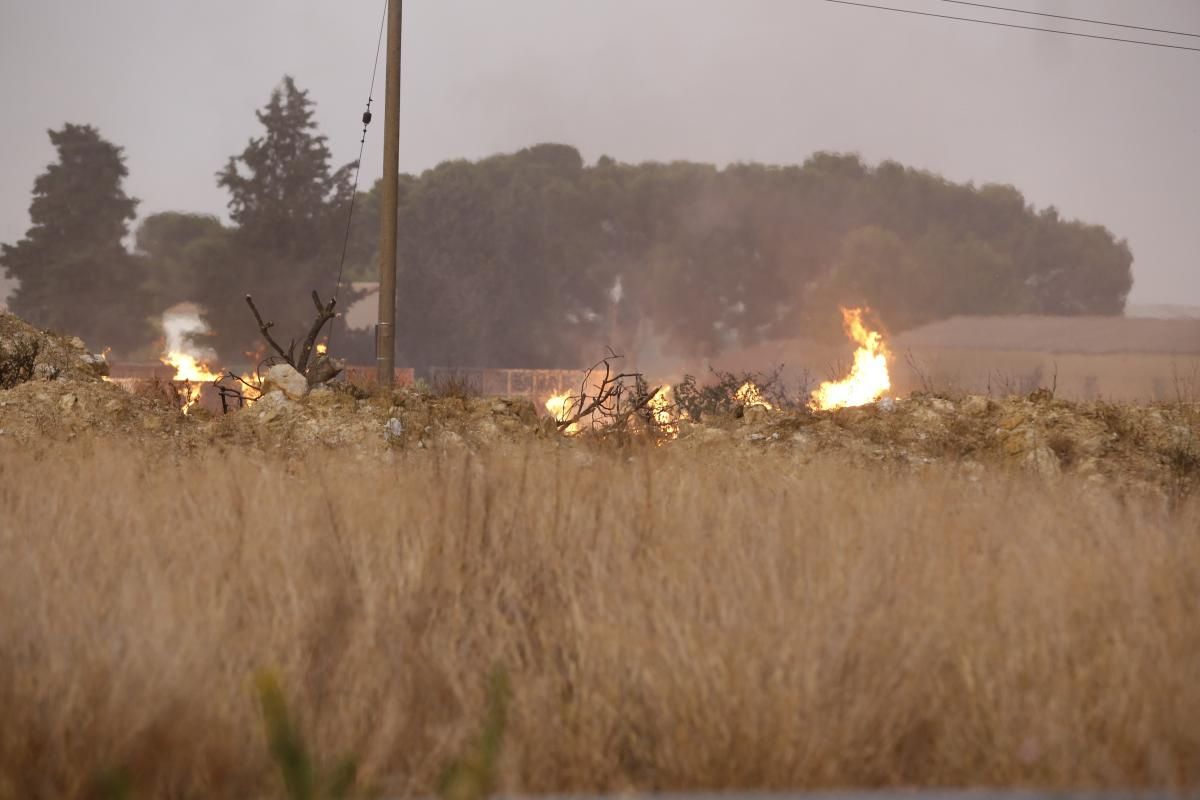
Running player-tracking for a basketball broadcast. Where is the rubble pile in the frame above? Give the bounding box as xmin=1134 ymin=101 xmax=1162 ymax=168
xmin=0 ymin=311 xmax=184 ymax=441
xmin=206 ymin=368 xmax=545 ymax=454
xmin=683 ymin=391 xmax=1200 ymax=497
xmin=2 ymin=312 xmax=1197 ymax=497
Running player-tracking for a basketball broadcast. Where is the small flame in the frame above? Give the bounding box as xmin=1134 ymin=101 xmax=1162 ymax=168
xmin=545 ymin=392 xmax=580 ymax=434
xmin=735 ymin=381 xmax=773 ymax=411
xmin=649 ymin=385 xmax=680 ymax=441
xmin=160 ymin=309 xmax=220 ymax=414
xmin=316 ymin=343 xmax=327 ymax=355
xmin=810 ymin=307 xmax=891 ymax=411
xmin=162 ymin=352 xmax=221 ymax=414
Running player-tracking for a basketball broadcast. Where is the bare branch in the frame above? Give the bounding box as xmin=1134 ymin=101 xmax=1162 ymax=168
xmin=295 ymin=291 xmax=337 ymax=375
xmin=244 ymin=295 xmax=293 ymax=366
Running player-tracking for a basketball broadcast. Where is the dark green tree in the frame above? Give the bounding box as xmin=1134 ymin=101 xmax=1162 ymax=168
xmin=135 ymin=211 xmax=230 ymax=311
xmin=336 ymin=146 xmax=1135 ymax=371
xmin=0 ymin=124 xmax=148 ymax=352
xmin=199 ymin=76 xmax=354 ymax=360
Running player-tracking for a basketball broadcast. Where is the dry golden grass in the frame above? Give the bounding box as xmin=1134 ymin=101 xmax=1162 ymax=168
xmin=1 ymin=440 xmax=1199 ymax=798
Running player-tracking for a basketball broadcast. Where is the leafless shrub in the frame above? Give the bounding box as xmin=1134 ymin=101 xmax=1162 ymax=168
xmin=549 ymin=351 xmax=664 ymax=438
xmin=431 ymin=371 xmax=482 ymax=401
xmin=673 ymin=365 xmax=796 ymax=421
xmin=904 ymin=349 xmax=935 ymax=396
xmin=0 ymin=335 xmax=38 ymax=389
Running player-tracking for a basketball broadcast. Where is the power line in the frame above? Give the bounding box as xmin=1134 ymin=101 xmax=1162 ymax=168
xmin=823 ymin=0 xmax=1200 ymax=53
xmin=327 ymin=0 xmax=390 ymax=349
xmin=940 ymin=1 xmax=1200 ymax=40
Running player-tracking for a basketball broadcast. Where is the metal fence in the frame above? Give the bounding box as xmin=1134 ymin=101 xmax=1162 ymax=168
xmin=429 ymin=367 xmax=588 ymax=401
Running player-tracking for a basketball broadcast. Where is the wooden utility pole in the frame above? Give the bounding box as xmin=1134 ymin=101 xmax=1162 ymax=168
xmin=376 ymin=0 xmax=402 ymax=384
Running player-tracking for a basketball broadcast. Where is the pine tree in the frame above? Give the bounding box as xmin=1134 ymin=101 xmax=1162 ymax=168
xmin=199 ymin=76 xmax=354 ymax=359
xmin=1 ymin=124 xmax=148 ymax=351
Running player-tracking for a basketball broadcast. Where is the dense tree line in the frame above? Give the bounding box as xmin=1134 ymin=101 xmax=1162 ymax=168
xmin=2 ymin=77 xmax=1133 ymax=368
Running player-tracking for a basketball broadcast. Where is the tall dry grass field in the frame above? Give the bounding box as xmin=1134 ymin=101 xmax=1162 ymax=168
xmin=1 ymin=441 xmax=1199 ymax=797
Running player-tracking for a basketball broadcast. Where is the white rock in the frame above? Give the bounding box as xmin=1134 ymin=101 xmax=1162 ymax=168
xmin=253 ymin=390 xmax=295 ymax=423
xmin=384 ymin=417 xmax=404 ymax=442
xmin=261 ymin=364 xmax=309 ymax=400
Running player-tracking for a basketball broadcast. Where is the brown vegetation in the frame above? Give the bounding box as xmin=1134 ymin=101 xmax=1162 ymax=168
xmin=1 ymin=443 xmax=1199 ymax=798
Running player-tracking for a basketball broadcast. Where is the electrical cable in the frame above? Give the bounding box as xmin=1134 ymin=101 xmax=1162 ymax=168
xmin=823 ymin=0 xmax=1200 ymax=52
xmin=940 ymin=1 xmax=1200 ymax=39
xmin=326 ymin=0 xmax=389 ymax=351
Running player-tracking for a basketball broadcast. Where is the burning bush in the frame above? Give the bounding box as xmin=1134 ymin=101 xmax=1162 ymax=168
xmin=674 ymin=366 xmax=795 ymax=421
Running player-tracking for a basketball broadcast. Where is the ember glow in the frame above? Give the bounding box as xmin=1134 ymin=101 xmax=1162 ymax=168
xmin=160 ymin=310 xmax=221 ymax=414
xmin=810 ymin=307 xmax=891 ymax=411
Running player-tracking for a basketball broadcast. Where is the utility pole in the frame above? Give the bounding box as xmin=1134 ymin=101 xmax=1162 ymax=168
xmin=376 ymin=0 xmax=402 ymax=385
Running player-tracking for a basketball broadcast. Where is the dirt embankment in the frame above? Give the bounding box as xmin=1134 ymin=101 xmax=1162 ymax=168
xmin=2 ymin=310 xmax=1198 ymax=498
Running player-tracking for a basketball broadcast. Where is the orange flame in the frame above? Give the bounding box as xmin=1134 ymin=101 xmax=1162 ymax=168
xmin=810 ymin=307 xmax=891 ymax=411
xmin=545 ymin=392 xmax=580 ymax=434
xmin=649 ymin=385 xmax=680 ymax=441
xmin=735 ymin=381 xmax=773 ymax=411
xmin=160 ymin=309 xmax=221 ymax=414
xmin=162 ymin=351 xmax=221 ymax=414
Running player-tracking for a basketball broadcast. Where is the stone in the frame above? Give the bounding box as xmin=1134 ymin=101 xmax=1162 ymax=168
xmin=79 ymin=352 xmax=109 ymax=377
xmin=1024 ymin=445 xmax=1062 ymax=478
xmin=929 ymin=398 xmax=955 ymax=414
xmin=384 ymin=417 xmax=404 ymax=442
xmin=877 ymin=397 xmax=897 ymax=412
xmin=1004 ymin=428 xmax=1034 ymax=456
xmin=253 ymin=390 xmax=295 ymax=424
xmin=33 ymin=363 xmax=59 ymax=381
xmin=998 ymin=413 xmax=1025 ymax=431
xmin=58 ymin=393 xmax=78 ymax=412
xmin=742 ymin=404 xmax=769 ymax=426
xmin=961 ymin=395 xmax=990 ymax=417
xmin=261 ymin=364 xmax=309 ymax=400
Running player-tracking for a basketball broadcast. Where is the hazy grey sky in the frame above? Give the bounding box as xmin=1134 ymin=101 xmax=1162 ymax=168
xmin=1 ymin=0 xmax=1197 ymax=306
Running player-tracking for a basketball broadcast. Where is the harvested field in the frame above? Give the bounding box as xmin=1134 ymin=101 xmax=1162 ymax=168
xmin=3 ymin=309 xmax=1200 ymax=797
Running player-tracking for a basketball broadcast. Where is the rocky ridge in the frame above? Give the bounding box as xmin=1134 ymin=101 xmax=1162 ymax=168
xmin=2 ymin=310 xmax=1198 ymax=498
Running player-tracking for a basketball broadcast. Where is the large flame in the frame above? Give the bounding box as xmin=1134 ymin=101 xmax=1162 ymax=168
xmin=545 ymin=391 xmax=580 ymax=434
xmin=160 ymin=310 xmax=221 ymax=414
xmin=810 ymin=307 xmax=891 ymax=411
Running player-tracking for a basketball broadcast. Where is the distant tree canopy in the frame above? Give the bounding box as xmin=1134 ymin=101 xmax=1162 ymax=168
xmin=339 ymin=145 xmax=1132 ymax=369
xmin=2 ymin=83 xmax=1133 ymax=367
xmin=135 ymin=211 xmax=229 ymax=313
xmin=194 ymin=75 xmax=357 ymax=358
xmin=0 ymin=124 xmax=149 ymax=351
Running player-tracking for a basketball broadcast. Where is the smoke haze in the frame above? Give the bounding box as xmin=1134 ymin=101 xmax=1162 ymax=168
xmin=1 ymin=0 xmax=1198 ymax=306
